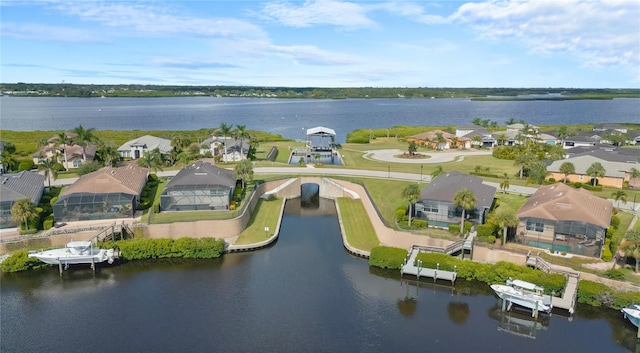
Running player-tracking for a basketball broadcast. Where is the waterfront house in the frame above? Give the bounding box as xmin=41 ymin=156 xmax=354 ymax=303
xmin=414 ymin=171 xmax=496 ymax=228
xmin=516 ymin=183 xmax=611 ymax=258
xmin=0 ymin=170 xmax=45 ymax=228
xmin=118 ymin=135 xmax=173 ymax=160
xmin=32 ymin=133 xmax=97 ymax=169
xmin=546 ymin=154 xmax=636 ymax=189
xmin=53 ymin=164 xmax=149 ymax=222
xmin=200 ymin=136 xmax=249 ymax=162
xmin=407 ymin=130 xmax=471 ymax=150
xmin=159 ymin=161 xmax=236 ymax=211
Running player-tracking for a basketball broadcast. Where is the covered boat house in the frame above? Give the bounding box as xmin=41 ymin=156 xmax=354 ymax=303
xmin=290 ymin=126 xmax=342 ymax=165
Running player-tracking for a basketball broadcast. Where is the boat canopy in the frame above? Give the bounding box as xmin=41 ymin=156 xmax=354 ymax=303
xmin=511 ymin=279 xmax=543 ymax=291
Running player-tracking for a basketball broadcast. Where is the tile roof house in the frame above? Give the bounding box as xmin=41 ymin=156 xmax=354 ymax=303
xmin=0 ymin=170 xmax=46 ymax=228
xmin=547 ymin=154 xmax=637 ymax=189
xmin=53 ymin=164 xmax=149 ymax=222
xmin=414 ymin=171 xmax=496 ymax=228
xmin=32 ymin=133 xmax=97 ymax=170
xmin=160 ymin=161 xmax=236 ymax=211
xmin=118 ymin=135 xmax=173 ymax=160
xmin=407 ymin=130 xmax=471 ymax=150
xmin=516 ymin=183 xmax=611 ymax=257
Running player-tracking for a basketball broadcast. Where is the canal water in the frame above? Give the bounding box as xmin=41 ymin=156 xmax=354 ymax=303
xmin=1 ymin=198 xmax=638 ymax=353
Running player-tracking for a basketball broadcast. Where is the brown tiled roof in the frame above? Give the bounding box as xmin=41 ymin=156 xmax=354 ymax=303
xmin=516 ymin=183 xmax=612 ymax=228
xmin=61 ymin=164 xmax=149 ymax=197
xmin=409 ymin=130 xmax=456 ymax=141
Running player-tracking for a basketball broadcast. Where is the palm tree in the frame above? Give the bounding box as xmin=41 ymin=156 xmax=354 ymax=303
xmin=499 ymin=179 xmax=510 ymax=194
xmin=214 ymin=123 xmax=233 ymax=162
xmin=38 ymin=157 xmax=58 ymax=189
xmin=559 ymin=162 xmax=575 ymax=183
xmin=55 ymin=131 xmax=72 ymax=171
xmin=586 ymin=162 xmax=606 ymax=186
xmin=10 ymin=198 xmax=38 ymax=230
xmin=234 ymin=159 xmax=254 ymax=189
xmin=619 ymin=228 xmax=640 ymax=273
xmin=95 ymin=141 xmax=120 ymax=167
xmin=496 ymin=133 xmax=508 ymax=146
xmin=453 ymin=188 xmax=476 ymax=233
xmin=528 ymin=161 xmax=548 ymax=185
xmin=491 ymin=206 xmax=519 ymax=245
xmin=171 ymin=135 xmax=185 ymax=152
xmin=514 ymin=152 xmax=537 ymax=179
xmin=234 ymin=124 xmax=250 ymax=160
xmin=611 ymin=190 xmax=627 ymax=209
xmin=432 ymin=165 xmax=445 ymax=179
xmin=401 ymin=184 xmax=421 ymax=227
xmin=435 ymin=132 xmax=446 ymax=150
xmin=71 ymin=124 xmax=96 ymax=161
xmin=138 ymin=148 xmax=164 ymax=173
xmin=0 ymin=151 xmax=18 ymax=172
xmin=629 ymin=167 xmax=640 ymax=186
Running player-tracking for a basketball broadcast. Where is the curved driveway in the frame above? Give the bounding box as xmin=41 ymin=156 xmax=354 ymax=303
xmin=362 ymin=149 xmax=493 ymax=164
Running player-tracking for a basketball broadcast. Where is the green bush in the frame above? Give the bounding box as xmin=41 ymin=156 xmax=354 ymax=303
xmin=1 ymin=250 xmax=51 ymax=273
xmin=76 ymin=161 xmax=102 ymax=176
xmin=112 ymin=237 xmax=225 ymax=260
xmin=148 ymin=173 xmax=158 ymax=182
xmin=464 ymin=221 xmax=472 ymax=234
xmin=476 ymin=223 xmax=493 ymax=238
xmin=49 ymin=196 xmax=58 ymax=206
xmin=369 ymin=246 xmax=407 ymax=270
xmin=601 ymin=238 xmax=612 ymax=261
xmin=604 ymin=268 xmax=625 ymax=280
xmin=18 ymin=160 xmax=35 ymax=171
xmin=395 ymin=206 xmax=407 ymax=222
xmin=610 ymin=215 xmax=620 ymax=230
xmin=43 ymin=215 xmax=54 ymax=230
xmin=411 ymin=219 xmax=428 ymax=229
xmin=52 ymin=162 xmax=65 ymax=171
xmin=449 ymin=224 xmax=461 ymax=234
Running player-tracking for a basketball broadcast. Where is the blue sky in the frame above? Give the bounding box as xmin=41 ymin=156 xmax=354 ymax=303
xmin=1 ymin=0 xmax=639 ymax=88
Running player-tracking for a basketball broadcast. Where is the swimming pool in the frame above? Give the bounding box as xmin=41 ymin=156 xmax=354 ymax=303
xmin=527 ymin=241 xmax=572 ymax=253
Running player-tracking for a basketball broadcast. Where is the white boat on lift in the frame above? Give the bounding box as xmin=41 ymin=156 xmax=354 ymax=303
xmin=490 ymin=279 xmax=552 ymax=315
xmin=621 ymin=304 xmax=640 ymax=328
xmin=28 ymin=241 xmax=115 ymax=266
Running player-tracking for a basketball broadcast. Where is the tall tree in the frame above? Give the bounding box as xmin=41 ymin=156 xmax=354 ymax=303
xmin=490 ymin=206 xmax=519 ymax=245
xmin=453 ymin=188 xmax=476 ymax=233
xmin=0 ymin=151 xmax=18 ymax=172
xmin=499 ymin=178 xmax=510 ymax=194
xmin=138 ymin=148 xmax=164 ymax=173
xmin=38 ymin=157 xmax=58 ymax=189
xmin=401 ymin=184 xmax=421 ymax=227
xmin=619 ymin=228 xmax=640 ymax=273
xmin=11 ymin=198 xmax=38 ymax=230
xmin=528 ymin=161 xmax=548 ymax=185
xmin=55 ymin=131 xmax=72 ymax=171
xmin=514 ymin=152 xmax=537 ymax=179
xmin=234 ymin=159 xmax=254 ymax=189
xmin=431 ymin=165 xmax=445 ymax=179
xmin=559 ymin=162 xmax=575 ymax=183
xmin=611 ymin=190 xmax=627 ymax=209
xmin=71 ymin=124 xmax=97 ymax=161
xmin=586 ymin=162 xmax=606 ymax=186
xmin=95 ymin=141 xmax=120 ymax=167
xmin=234 ymin=124 xmax=250 ymax=160
xmin=214 ymin=123 xmax=232 ymax=162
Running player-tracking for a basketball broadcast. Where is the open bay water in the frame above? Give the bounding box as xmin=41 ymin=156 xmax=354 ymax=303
xmin=1 ymin=198 xmax=639 ymax=353
xmin=1 ymin=96 xmax=639 ymax=142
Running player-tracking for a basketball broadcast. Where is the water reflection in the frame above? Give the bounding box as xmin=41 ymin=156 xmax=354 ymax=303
xmin=488 ymin=305 xmax=550 ymax=339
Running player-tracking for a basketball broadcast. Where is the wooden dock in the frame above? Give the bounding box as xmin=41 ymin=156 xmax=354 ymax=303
xmin=526 ymin=252 xmax=579 ymax=314
xmin=401 ymin=246 xmax=457 ymax=284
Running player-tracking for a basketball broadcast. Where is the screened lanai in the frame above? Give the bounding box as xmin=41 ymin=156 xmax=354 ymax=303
xmin=160 ymin=161 xmax=236 ymax=211
xmin=54 ymin=192 xmax=136 ymax=222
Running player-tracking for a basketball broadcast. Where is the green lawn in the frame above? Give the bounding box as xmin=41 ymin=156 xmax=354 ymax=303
xmin=234 ymin=197 xmax=284 ymax=245
xmin=336 ymin=198 xmax=379 ymax=252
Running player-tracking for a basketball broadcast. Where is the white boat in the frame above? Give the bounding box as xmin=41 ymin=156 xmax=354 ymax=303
xmin=621 ymin=304 xmax=640 ymax=328
xmin=490 ymin=279 xmax=552 ymax=314
xmin=28 ymin=241 xmax=115 ymax=265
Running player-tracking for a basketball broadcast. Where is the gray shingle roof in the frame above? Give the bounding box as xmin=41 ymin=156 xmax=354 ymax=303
xmin=547 ymin=155 xmax=634 ymax=178
xmin=0 ymin=171 xmax=45 ymax=203
xmin=419 ymin=171 xmax=496 ymax=209
xmin=165 ymin=161 xmax=236 ymax=189
xmin=118 ymin=135 xmax=173 ymax=154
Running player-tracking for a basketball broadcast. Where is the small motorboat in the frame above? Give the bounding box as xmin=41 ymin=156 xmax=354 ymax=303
xmin=490 ymin=279 xmax=552 ymax=315
xmin=28 ymin=241 xmax=115 ymax=266
xmin=621 ymin=304 xmax=640 ymax=328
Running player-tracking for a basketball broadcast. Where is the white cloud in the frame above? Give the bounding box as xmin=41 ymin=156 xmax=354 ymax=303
xmin=450 ymin=0 xmax=640 ymax=70
xmin=261 ymin=0 xmax=377 ymax=29
xmin=0 ymin=22 xmax=104 ymax=42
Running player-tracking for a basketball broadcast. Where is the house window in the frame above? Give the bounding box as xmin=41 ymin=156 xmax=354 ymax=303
xmin=73 ymin=160 xmax=82 ymax=168
xmin=424 ymin=202 xmax=438 ymax=213
xmin=526 ymin=220 xmax=544 ymax=232
xmin=579 ymin=175 xmax=584 ymax=181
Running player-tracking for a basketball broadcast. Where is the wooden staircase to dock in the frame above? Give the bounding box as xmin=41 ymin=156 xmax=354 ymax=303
xmin=526 ymin=251 xmax=579 ymax=314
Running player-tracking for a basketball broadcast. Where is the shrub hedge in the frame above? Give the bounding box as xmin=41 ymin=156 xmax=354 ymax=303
xmin=369 ymin=247 xmax=640 ymax=310
xmin=1 ymin=250 xmax=51 ymax=273
xmin=105 ymin=237 xmax=225 ymax=260
xmin=369 ymin=246 xmax=407 ymax=270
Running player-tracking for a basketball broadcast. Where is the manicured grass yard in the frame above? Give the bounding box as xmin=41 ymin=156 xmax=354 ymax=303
xmin=336 ymin=198 xmax=379 ymax=252
xmin=234 ymin=197 xmax=285 ymax=245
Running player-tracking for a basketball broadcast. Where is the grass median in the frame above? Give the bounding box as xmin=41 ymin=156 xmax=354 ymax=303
xmin=234 ymin=197 xmax=284 ymax=245
xmin=336 ymin=198 xmax=379 ymax=252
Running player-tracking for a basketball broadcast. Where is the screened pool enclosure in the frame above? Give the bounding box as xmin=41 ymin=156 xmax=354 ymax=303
xmin=53 ymin=192 xmax=136 ymax=222
xmin=160 ymin=183 xmax=233 ymax=211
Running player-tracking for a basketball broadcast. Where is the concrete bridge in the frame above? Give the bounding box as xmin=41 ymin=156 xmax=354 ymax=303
xmin=261 ymin=177 xmax=360 ymax=200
